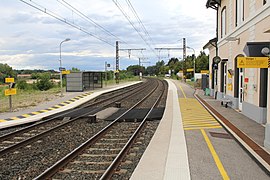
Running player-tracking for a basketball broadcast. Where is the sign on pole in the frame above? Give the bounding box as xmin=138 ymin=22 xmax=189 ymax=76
xmin=61 ymin=70 xmax=70 ymax=75
xmin=187 ymin=68 xmax=194 ymax=72
xmin=5 ymin=88 xmax=17 ymax=96
xmin=201 ymin=70 xmax=209 ymax=74
xmin=237 ymin=57 xmax=269 ymax=68
xmin=5 ymin=78 xmax=14 ymax=83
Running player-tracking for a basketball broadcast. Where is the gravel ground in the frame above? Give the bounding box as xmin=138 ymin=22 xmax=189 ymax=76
xmin=0 ymin=119 xmax=111 ymax=179
xmin=0 ymin=78 xmax=168 ymax=179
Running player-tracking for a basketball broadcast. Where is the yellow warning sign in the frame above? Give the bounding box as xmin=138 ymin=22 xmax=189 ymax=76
xmin=5 ymin=88 xmax=17 ymax=96
xmin=237 ymin=57 xmax=269 ymax=68
xmin=61 ymin=70 xmax=70 ymax=75
xmin=187 ymin=68 xmax=194 ymax=72
xmin=5 ymin=78 xmax=14 ymax=83
xmin=201 ymin=70 xmax=209 ymax=74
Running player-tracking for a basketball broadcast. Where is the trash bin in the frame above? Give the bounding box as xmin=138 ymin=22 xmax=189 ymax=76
xmin=205 ymin=88 xmax=210 ymax=96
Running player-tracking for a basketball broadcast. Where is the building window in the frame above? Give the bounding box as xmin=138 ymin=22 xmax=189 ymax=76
xmin=236 ymin=0 xmax=244 ymax=26
xmin=263 ymin=0 xmax=267 ymax=5
xmin=221 ymin=7 xmax=226 ymax=38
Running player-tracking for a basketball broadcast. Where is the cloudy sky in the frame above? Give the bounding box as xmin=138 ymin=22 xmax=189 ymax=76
xmin=0 ymin=0 xmax=216 ymax=71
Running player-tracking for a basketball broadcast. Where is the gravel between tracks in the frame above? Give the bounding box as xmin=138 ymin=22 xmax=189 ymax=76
xmin=0 ymin=78 xmax=168 ymax=179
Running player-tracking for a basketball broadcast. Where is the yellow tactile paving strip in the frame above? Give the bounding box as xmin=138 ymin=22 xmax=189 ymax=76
xmin=179 ymin=98 xmax=222 ymax=130
xmin=0 ymin=92 xmax=92 ymax=122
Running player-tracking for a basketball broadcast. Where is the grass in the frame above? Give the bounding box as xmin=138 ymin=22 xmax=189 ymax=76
xmin=0 ymin=86 xmax=61 ymax=113
xmin=0 ymin=77 xmax=140 ymax=113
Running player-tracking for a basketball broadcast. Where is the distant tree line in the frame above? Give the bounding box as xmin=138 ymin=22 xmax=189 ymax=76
xmin=125 ymin=51 xmax=209 ymax=78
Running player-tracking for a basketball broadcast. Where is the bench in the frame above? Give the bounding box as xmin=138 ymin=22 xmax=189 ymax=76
xmin=221 ymin=99 xmax=232 ymax=108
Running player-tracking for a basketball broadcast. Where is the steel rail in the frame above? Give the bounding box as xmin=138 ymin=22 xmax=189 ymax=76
xmin=34 ymin=78 xmax=161 ymax=179
xmin=100 ymin=79 xmax=165 ymax=179
xmin=0 ymin=80 xmax=152 ymax=156
xmin=0 ymin=81 xmax=146 ymax=141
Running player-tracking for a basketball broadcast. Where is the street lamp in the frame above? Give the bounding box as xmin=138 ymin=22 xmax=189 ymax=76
xmin=59 ymin=38 xmax=71 ymax=97
xmin=187 ymin=46 xmax=196 ymax=86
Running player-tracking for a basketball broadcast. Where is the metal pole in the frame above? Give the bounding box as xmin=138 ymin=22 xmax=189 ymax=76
xmin=105 ymin=61 xmax=107 ymax=87
xmin=116 ymin=41 xmax=119 ymax=84
xmin=59 ymin=42 xmax=63 ymax=97
xmin=9 ymin=95 xmax=12 ymax=112
xmin=59 ymin=38 xmax=70 ymax=97
xmin=183 ymin=38 xmax=186 ymax=81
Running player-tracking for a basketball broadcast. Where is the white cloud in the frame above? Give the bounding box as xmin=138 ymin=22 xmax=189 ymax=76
xmin=0 ymin=0 xmax=216 ymax=71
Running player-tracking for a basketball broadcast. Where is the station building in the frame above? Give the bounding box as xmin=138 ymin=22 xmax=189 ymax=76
xmin=204 ymin=0 xmax=270 ymax=148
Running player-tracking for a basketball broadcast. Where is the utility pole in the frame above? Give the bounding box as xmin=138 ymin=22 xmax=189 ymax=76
xmin=116 ymin=41 xmax=120 ymax=84
xmin=155 ymin=47 xmax=183 ymax=77
xmin=115 ymin=41 xmax=146 ymax=83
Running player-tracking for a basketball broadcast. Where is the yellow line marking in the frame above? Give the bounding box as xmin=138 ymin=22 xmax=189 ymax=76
xmin=31 ymin=112 xmax=41 ymax=115
xmin=179 ymin=84 xmax=187 ymax=98
xmin=184 ymin=126 xmax=222 ymax=130
xmin=40 ymin=110 xmax=49 ymax=112
xmin=54 ymin=105 xmax=62 ymax=108
xmin=65 ymin=100 xmax=73 ymax=103
xmin=183 ymin=117 xmax=215 ymax=120
xmin=0 ymin=120 xmax=7 ymax=122
xmin=183 ymin=121 xmax=221 ymax=125
xmin=22 ymin=114 xmax=31 ymax=117
xmin=60 ymin=102 xmax=68 ymax=105
xmin=201 ymin=129 xmax=230 ymax=179
xmin=10 ymin=117 xmax=20 ymax=120
xmin=182 ymin=116 xmax=215 ymax=121
xmin=48 ymin=108 xmax=55 ymax=110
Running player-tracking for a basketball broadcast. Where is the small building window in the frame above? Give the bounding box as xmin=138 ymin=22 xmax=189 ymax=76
xmin=221 ymin=7 xmax=226 ymax=38
xmin=263 ymin=0 xmax=267 ymax=5
xmin=236 ymin=0 xmax=244 ymax=27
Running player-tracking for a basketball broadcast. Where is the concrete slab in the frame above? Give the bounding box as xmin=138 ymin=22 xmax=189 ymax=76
xmin=131 ymin=79 xmax=190 ymax=180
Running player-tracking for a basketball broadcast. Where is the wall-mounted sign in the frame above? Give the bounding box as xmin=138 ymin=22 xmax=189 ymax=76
xmin=237 ymin=57 xmax=269 ymax=68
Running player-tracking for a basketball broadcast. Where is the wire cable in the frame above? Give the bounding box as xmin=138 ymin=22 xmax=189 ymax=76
xmin=19 ymin=0 xmax=115 ymax=47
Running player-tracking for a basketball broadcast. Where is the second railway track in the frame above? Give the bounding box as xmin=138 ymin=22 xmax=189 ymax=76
xmin=0 ymin=78 xmax=168 ymax=180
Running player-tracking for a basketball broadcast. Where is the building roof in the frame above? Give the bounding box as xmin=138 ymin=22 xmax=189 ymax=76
xmin=203 ymin=38 xmax=217 ymax=50
xmin=206 ymin=0 xmax=221 ymax=9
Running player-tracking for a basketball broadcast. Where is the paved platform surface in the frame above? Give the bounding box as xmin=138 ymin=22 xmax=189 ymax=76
xmin=0 ymin=81 xmax=140 ymax=129
xmin=131 ymin=79 xmax=190 ymax=180
xmin=196 ymin=89 xmax=268 ymax=153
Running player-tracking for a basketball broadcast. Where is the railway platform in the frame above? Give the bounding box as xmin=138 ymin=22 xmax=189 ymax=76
xmin=132 ymin=79 xmax=269 ymax=179
xmin=0 ymin=81 xmax=141 ymax=129
xmin=0 ymin=78 xmax=269 ymax=179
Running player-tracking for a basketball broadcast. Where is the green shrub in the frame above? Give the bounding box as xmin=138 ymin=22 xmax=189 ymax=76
xmin=16 ymin=80 xmax=28 ymax=90
xmin=36 ymin=73 xmax=54 ymax=91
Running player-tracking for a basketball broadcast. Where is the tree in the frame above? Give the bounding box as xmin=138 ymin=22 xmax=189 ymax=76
xmin=36 ymin=73 xmax=54 ymax=91
xmin=195 ymin=51 xmax=209 ymax=73
xmin=127 ymin=65 xmax=145 ymax=76
xmin=0 ymin=63 xmax=16 ymax=84
xmin=70 ymin=67 xmax=80 ymax=72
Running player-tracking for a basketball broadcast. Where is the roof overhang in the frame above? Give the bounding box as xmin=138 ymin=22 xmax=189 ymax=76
xmin=243 ymin=42 xmax=270 ymax=57
xmin=206 ymin=0 xmax=221 ymax=10
xmin=203 ymin=38 xmax=217 ymax=50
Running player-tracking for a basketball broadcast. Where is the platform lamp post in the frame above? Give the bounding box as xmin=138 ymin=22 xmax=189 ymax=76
xmin=187 ymin=46 xmax=196 ymax=87
xmin=59 ymin=38 xmax=71 ymax=97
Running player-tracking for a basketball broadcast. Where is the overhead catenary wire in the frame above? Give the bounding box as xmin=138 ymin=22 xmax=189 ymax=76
xmin=57 ymin=0 xmax=130 ymax=46
xmin=112 ymin=0 xmax=159 ymax=59
xmin=19 ymin=0 xmax=115 ymax=47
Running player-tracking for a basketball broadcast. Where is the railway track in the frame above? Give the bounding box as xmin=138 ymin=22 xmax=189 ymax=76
xmin=0 ymin=78 xmax=167 ymax=179
xmin=0 ymin=79 xmax=150 ymax=157
xmin=35 ymin=77 xmax=165 ymax=179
